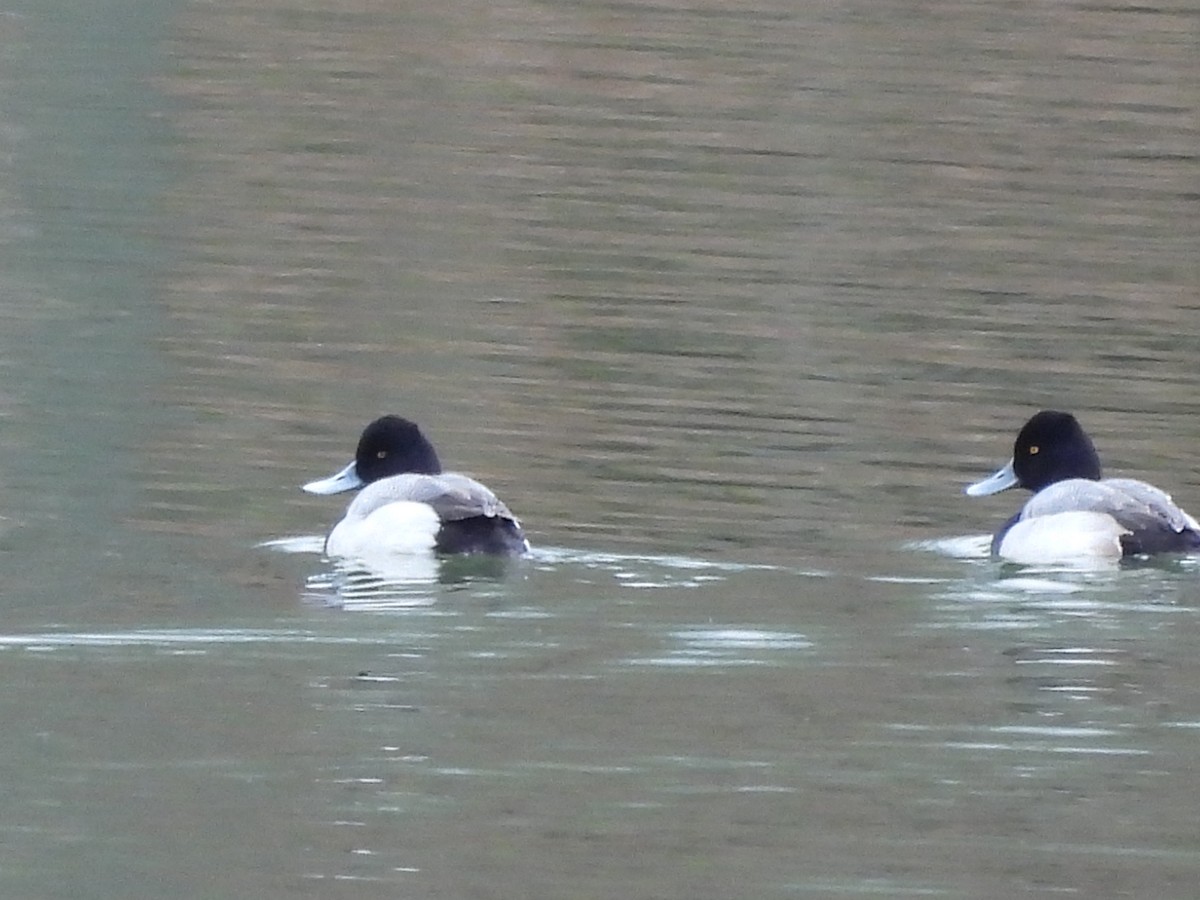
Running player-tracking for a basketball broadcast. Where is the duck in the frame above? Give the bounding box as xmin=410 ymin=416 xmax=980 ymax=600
xmin=303 ymin=416 xmax=530 ymax=558
xmin=965 ymin=410 xmax=1200 ymax=565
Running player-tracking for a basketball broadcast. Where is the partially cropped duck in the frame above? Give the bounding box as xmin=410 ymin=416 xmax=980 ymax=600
xmin=966 ymin=410 xmax=1200 ymax=565
xmin=303 ymin=416 xmax=530 ymax=558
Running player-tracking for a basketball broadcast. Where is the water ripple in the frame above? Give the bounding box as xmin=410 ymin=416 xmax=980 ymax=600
xmin=0 ymin=628 xmax=386 ymax=649
xmin=624 ymin=625 xmax=813 ymax=668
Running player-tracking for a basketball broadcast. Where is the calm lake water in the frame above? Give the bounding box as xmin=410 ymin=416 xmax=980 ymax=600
xmin=1 ymin=0 xmax=1198 ymax=896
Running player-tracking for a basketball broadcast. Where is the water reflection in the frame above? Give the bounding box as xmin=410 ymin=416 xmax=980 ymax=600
xmin=268 ymin=537 xmax=804 ymax=609
xmin=526 ymin=546 xmax=794 ymax=585
xmin=915 ymin=553 xmax=1200 ymax=664
xmin=627 ymin=626 xmax=815 ymax=668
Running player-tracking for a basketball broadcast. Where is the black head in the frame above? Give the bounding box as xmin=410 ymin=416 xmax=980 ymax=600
xmin=354 ymin=416 xmax=443 ymax=483
xmin=1011 ymin=410 xmax=1102 ymax=492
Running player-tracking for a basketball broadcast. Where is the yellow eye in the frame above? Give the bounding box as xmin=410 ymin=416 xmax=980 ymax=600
xmin=1028 ymin=446 xmax=1039 ymax=455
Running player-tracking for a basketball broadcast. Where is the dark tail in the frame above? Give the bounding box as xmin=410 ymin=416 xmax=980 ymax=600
xmin=435 ymin=516 xmax=529 ymax=556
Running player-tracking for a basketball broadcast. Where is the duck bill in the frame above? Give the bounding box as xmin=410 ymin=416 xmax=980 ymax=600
xmin=303 ymin=460 xmax=365 ymax=495
xmin=965 ymin=459 xmax=1018 ymax=496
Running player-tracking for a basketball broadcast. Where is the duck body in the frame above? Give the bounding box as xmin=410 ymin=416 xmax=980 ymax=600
xmin=966 ymin=410 xmax=1200 ymax=565
xmin=304 ymin=416 xmax=530 ymax=559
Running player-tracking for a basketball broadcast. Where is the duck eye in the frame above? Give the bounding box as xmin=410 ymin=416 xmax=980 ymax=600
xmin=376 ymin=450 xmax=388 ymax=459
xmin=1028 ymin=446 xmax=1039 ymax=455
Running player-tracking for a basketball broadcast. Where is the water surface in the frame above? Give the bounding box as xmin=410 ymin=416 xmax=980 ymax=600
xmin=1 ymin=0 xmax=1198 ymax=896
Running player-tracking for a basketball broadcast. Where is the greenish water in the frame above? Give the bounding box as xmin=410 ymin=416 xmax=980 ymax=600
xmin=0 ymin=0 xmax=1198 ymax=896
